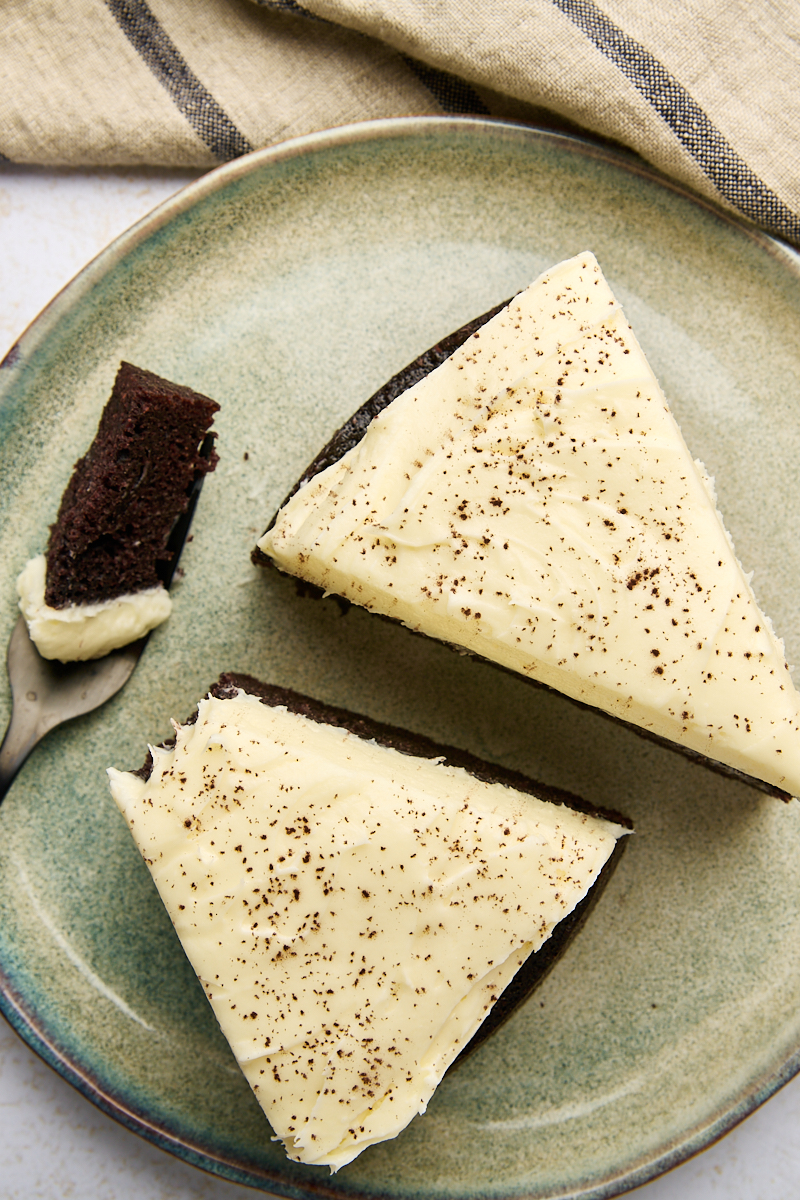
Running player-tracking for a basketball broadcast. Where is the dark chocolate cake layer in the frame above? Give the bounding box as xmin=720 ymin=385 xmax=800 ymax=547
xmin=45 ymin=363 xmax=219 ymax=607
xmin=252 ymin=300 xmax=508 ymax=557
xmin=212 ymin=673 xmax=628 ymax=1061
xmin=212 ymin=671 xmax=631 ymax=828
xmin=137 ymin=671 xmax=629 ymax=1063
xmin=254 ymin=310 xmax=793 ymax=802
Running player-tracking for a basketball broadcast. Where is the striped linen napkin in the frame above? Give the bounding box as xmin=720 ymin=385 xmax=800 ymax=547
xmin=2 ymin=0 xmax=798 ymax=246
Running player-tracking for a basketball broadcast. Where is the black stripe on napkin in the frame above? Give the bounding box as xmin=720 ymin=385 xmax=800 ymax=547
xmin=105 ymin=0 xmax=253 ymax=161
xmin=253 ymin=0 xmax=313 ymax=10
xmin=255 ymin=0 xmax=489 ymax=115
xmin=553 ymin=0 xmax=800 ymax=242
xmin=401 ymin=56 xmax=490 ymax=115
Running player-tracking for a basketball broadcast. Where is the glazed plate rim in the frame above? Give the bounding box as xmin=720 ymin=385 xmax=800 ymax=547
xmin=2 ymin=115 xmax=800 ymax=1200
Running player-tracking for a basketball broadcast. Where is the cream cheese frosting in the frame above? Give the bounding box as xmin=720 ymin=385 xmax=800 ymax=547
xmin=260 ymin=252 xmax=800 ymax=799
xmin=16 ymin=554 xmax=171 ymax=661
xmin=108 ymin=689 xmax=625 ymax=1170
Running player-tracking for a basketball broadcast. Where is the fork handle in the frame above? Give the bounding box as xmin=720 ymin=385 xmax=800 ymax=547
xmin=0 ymin=701 xmax=47 ymax=803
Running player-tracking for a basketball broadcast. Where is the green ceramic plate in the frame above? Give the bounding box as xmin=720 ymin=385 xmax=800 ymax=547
xmin=2 ymin=117 xmax=800 ymax=1199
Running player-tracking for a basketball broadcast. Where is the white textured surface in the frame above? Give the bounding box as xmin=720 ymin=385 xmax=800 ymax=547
xmin=1 ymin=165 xmax=800 ymax=1198
xmin=0 ymin=166 xmax=199 ymax=358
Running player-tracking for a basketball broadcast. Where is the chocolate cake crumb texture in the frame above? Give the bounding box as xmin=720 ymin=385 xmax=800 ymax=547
xmin=45 ymin=362 xmax=219 ymax=607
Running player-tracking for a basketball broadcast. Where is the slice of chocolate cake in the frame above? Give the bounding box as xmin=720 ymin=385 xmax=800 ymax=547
xmin=108 ymin=673 xmax=629 ymax=1171
xmin=17 ymin=363 xmax=219 ymax=661
xmin=257 ymin=253 xmax=800 ymax=801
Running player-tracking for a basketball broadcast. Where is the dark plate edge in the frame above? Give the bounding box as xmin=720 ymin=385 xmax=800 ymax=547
xmin=2 ymin=116 xmax=800 ymax=1199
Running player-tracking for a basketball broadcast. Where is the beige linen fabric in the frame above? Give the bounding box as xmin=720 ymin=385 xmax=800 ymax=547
xmin=142 ymin=0 xmax=443 ymax=156
xmin=1 ymin=0 xmax=441 ymax=166
xmin=1 ymin=0 xmax=798 ymax=243
xmin=604 ymin=0 xmax=800 ymax=210
xmin=2 ymin=0 xmax=215 ymax=166
xmin=300 ymin=0 xmax=800 ymax=238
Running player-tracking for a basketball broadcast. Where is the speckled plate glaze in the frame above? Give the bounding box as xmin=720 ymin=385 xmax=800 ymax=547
xmin=2 ymin=118 xmax=800 ymax=1199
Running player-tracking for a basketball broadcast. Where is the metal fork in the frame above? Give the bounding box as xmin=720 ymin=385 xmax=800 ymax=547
xmin=0 ymin=433 xmax=214 ymax=804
